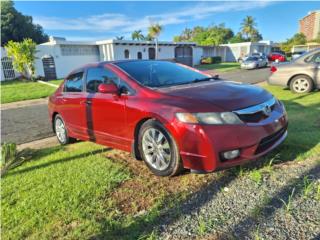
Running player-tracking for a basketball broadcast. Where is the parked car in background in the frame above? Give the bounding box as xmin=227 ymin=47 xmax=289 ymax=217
xmin=268 ymin=52 xmax=287 ymax=62
xmin=292 ymin=51 xmax=306 ymax=60
xmin=241 ymin=56 xmax=268 ymax=69
xmin=49 ymin=60 xmax=288 ymax=176
xmin=238 ymin=52 xmax=265 ymax=63
xmin=268 ymin=48 xmax=320 ymax=93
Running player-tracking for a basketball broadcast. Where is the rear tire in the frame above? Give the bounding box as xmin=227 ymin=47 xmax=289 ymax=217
xmin=289 ymin=75 xmax=313 ymax=93
xmin=54 ymin=114 xmax=75 ymax=145
xmin=138 ymin=119 xmax=183 ymax=177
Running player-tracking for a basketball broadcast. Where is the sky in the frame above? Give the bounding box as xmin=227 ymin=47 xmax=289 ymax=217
xmin=15 ymin=1 xmax=320 ymax=42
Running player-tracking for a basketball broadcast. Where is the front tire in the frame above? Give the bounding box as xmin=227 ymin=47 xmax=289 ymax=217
xmin=138 ymin=119 xmax=183 ymax=176
xmin=54 ymin=114 xmax=75 ymax=145
xmin=289 ymin=75 xmax=313 ymax=93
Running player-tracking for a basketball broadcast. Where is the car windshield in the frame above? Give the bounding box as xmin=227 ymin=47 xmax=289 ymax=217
xmin=246 ymin=57 xmax=258 ymax=61
xmin=114 ymin=61 xmax=211 ymax=88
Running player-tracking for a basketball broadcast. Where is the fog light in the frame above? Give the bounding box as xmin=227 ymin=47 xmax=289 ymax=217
xmin=222 ymin=150 xmax=240 ymax=160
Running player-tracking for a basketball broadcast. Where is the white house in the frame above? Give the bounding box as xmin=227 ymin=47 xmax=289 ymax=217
xmin=33 ymin=37 xmax=202 ymax=80
xmin=1 ymin=36 xmax=276 ymax=81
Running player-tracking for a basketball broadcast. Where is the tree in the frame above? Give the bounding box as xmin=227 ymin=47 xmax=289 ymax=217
xmin=131 ymin=30 xmax=145 ymax=41
xmin=175 ymin=24 xmax=233 ymax=46
xmin=1 ymin=0 xmax=48 ymax=46
xmin=280 ymin=33 xmax=307 ymax=53
xmin=240 ymin=16 xmax=262 ymax=42
xmin=148 ymin=23 xmax=163 ymax=59
xmin=115 ymin=36 xmax=125 ymax=40
xmin=229 ymin=32 xmax=247 ymax=43
xmin=5 ymin=39 xmax=37 ymax=79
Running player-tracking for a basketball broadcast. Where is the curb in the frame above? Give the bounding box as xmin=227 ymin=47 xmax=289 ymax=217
xmin=1 ymin=98 xmax=48 ymax=110
xmin=17 ymin=136 xmax=59 ymax=151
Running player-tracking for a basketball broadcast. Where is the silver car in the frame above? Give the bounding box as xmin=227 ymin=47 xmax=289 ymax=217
xmin=268 ymin=48 xmax=320 ymax=93
xmin=241 ymin=56 xmax=268 ymax=70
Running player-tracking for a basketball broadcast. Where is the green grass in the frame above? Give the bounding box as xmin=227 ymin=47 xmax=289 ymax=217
xmin=1 ymin=142 xmax=130 ymax=239
xmin=261 ymin=84 xmax=320 ymax=161
xmin=1 ymin=79 xmax=62 ymax=104
xmin=196 ymin=62 xmax=240 ymax=72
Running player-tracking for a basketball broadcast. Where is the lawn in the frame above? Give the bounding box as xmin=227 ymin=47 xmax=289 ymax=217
xmin=1 ymin=85 xmax=320 ymax=239
xmin=1 ymin=79 xmax=63 ymax=104
xmin=196 ymin=62 xmax=240 ymax=72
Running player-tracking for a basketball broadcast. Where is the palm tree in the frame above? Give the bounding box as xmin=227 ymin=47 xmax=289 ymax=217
xmin=131 ymin=30 xmax=144 ymax=41
xmin=240 ymin=16 xmax=257 ymax=40
xmin=148 ymin=23 xmax=163 ymax=59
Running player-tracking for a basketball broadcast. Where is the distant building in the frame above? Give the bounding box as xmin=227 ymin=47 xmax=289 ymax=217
xmin=1 ymin=36 xmax=276 ymax=81
xmin=299 ymin=10 xmax=320 ymax=41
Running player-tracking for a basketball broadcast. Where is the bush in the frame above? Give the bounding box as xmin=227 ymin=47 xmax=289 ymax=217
xmin=200 ymin=56 xmax=222 ymax=64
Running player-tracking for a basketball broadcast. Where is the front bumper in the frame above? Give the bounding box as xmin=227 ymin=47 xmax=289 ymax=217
xmin=175 ymin=103 xmax=288 ymax=172
xmin=241 ymin=64 xmax=256 ymax=69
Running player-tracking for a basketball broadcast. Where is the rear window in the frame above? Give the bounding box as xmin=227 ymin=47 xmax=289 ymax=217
xmin=114 ymin=61 xmax=208 ymax=88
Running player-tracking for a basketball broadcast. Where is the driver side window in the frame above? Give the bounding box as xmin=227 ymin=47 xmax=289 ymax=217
xmin=312 ymin=53 xmax=320 ymax=64
xmin=86 ymin=67 xmax=120 ymax=93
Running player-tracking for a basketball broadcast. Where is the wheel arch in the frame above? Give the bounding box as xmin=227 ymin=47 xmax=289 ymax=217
xmin=287 ymin=73 xmax=314 ymax=87
xmin=51 ymin=112 xmax=59 ymax=133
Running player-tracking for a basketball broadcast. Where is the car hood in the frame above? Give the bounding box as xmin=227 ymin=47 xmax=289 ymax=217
xmin=243 ymin=61 xmax=256 ymax=64
xmin=157 ymin=81 xmax=273 ymax=111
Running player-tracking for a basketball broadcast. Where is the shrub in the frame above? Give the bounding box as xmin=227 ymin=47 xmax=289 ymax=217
xmin=200 ymin=56 xmax=222 ymax=64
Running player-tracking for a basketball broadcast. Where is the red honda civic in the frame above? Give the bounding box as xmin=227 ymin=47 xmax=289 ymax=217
xmin=48 ymin=60 xmax=288 ymax=176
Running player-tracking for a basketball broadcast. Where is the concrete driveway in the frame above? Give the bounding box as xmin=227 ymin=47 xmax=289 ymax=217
xmin=1 ymin=68 xmax=270 ymax=145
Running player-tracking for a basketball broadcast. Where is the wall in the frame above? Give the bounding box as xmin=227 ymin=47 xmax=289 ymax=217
xmin=1 ymin=47 xmax=21 ymax=81
xmin=111 ymin=44 xmax=176 ymax=61
xmin=35 ymin=44 xmax=100 ymax=79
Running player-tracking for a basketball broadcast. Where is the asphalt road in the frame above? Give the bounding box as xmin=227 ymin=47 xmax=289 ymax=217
xmin=1 ymin=68 xmax=270 ymax=145
xmin=1 ymin=104 xmax=54 ymax=144
xmin=217 ymin=67 xmax=270 ymax=84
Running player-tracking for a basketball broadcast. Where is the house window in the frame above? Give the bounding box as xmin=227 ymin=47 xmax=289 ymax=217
xmin=1 ymin=57 xmax=15 ymax=80
xmin=137 ymin=52 xmax=142 ymax=59
xmin=60 ymin=45 xmax=99 ymax=56
xmin=124 ymin=49 xmax=130 ymax=59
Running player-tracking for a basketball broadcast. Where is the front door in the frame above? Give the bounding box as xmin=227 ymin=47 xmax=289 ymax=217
xmin=42 ymin=55 xmax=57 ymax=80
xmin=84 ymin=66 xmax=128 ymax=148
xmin=148 ymin=47 xmax=156 ymax=60
xmin=60 ymin=71 xmax=88 ymax=138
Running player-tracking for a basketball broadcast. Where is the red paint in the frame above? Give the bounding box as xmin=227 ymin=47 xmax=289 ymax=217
xmin=268 ymin=53 xmax=286 ymax=62
xmin=49 ymin=61 xmax=288 ymax=172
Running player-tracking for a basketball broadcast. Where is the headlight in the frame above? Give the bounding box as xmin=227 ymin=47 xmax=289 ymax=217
xmin=176 ymin=112 xmax=243 ymax=125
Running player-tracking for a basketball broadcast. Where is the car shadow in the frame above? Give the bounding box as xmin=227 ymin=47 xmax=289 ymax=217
xmin=4 ymin=147 xmax=112 ymax=177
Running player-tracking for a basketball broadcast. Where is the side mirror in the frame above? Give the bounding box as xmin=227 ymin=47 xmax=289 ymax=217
xmin=98 ymin=83 xmax=118 ymax=94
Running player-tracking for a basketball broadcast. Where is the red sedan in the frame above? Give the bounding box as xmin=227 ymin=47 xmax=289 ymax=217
xmin=48 ymin=60 xmax=288 ymax=176
xmin=268 ymin=52 xmax=286 ymax=62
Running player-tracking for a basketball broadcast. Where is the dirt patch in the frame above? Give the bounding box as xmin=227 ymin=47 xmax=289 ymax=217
xmin=105 ymin=150 xmax=217 ymax=215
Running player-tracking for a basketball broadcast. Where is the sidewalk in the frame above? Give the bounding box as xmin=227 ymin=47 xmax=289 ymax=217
xmin=17 ymin=136 xmax=59 ymax=151
xmin=1 ymin=98 xmax=48 ymax=110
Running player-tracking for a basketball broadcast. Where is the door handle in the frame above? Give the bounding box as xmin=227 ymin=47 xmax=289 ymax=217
xmin=81 ymin=100 xmax=92 ymax=105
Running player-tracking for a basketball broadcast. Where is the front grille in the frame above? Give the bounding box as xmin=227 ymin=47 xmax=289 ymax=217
xmin=233 ymin=98 xmax=277 ymax=123
xmin=237 ymin=105 xmax=275 ymax=123
xmin=255 ymin=125 xmax=287 ymax=154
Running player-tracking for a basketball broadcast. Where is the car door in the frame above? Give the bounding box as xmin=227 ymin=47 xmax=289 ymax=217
xmin=59 ymin=71 xmax=88 ymax=138
xmin=311 ymin=52 xmax=320 ymax=85
xmin=304 ymin=51 xmax=320 ymax=86
xmin=84 ymin=66 xmax=129 ymax=148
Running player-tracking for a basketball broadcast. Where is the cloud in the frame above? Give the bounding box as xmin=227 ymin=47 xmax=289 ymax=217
xmin=34 ymin=1 xmax=272 ymax=35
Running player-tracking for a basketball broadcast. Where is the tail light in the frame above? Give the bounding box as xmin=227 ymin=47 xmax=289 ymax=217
xmin=270 ymin=66 xmax=277 ymax=73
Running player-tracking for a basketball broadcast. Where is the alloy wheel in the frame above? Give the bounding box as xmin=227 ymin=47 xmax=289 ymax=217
xmin=142 ymin=128 xmax=171 ymax=171
xmin=55 ymin=118 xmax=66 ymax=143
xmin=293 ymin=78 xmax=310 ymax=93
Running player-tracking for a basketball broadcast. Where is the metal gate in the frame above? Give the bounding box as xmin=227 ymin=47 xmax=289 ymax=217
xmin=1 ymin=57 xmax=16 ymax=80
xmin=175 ymin=46 xmax=193 ymax=66
xmin=148 ymin=48 xmax=156 ymax=60
xmin=42 ymin=55 xmax=57 ymax=80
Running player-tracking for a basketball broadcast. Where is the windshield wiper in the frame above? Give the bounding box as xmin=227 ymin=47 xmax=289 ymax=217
xmin=192 ymin=75 xmax=219 ymax=83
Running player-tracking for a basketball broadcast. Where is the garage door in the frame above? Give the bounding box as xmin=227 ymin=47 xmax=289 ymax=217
xmin=175 ymin=46 xmax=193 ymax=66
